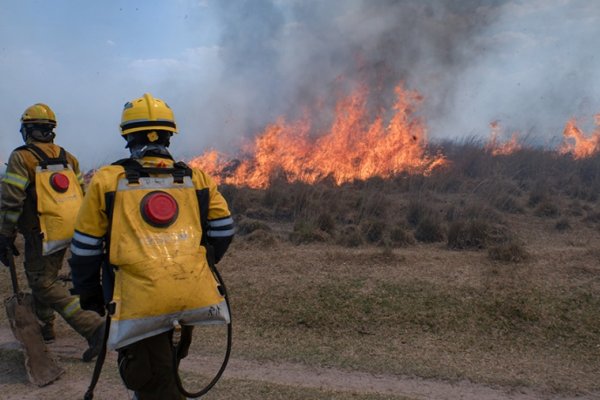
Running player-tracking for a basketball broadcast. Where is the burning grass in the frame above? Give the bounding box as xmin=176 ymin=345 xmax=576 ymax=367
xmin=190 ymin=83 xmax=446 ymax=188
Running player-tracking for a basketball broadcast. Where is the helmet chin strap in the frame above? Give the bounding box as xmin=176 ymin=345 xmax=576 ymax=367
xmin=129 ymin=143 xmax=171 ymax=159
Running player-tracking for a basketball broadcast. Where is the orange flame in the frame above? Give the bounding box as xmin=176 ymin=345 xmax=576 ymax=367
xmin=560 ymin=115 xmax=600 ymax=159
xmin=485 ymin=120 xmax=522 ymax=156
xmin=190 ymin=83 xmax=446 ymax=188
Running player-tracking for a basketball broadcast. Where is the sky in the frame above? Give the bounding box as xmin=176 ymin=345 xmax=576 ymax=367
xmin=1 ymin=0 xmax=600 ymax=170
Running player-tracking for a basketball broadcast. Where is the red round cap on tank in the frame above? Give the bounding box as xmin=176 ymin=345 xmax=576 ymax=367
xmin=49 ymin=173 xmax=70 ymax=193
xmin=141 ymin=191 xmax=179 ymax=227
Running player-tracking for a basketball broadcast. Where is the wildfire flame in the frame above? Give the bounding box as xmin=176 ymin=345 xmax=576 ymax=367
xmin=485 ymin=120 xmax=522 ymax=156
xmin=190 ymin=83 xmax=446 ymax=188
xmin=560 ymin=115 xmax=600 ymax=159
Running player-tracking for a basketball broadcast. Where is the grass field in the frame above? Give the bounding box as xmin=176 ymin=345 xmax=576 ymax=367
xmin=0 ymin=143 xmax=599 ymax=399
xmin=213 ymin=144 xmax=600 ymax=396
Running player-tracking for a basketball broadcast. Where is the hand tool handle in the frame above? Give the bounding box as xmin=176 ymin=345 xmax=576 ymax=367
xmin=6 ymin=246 xmax=20 ymax=296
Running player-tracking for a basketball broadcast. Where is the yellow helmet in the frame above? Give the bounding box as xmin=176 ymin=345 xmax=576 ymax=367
xmin=21 ymin=103 xmax=57 ymax=127
xmin=120 ymin=93 xmax=177 ymax=136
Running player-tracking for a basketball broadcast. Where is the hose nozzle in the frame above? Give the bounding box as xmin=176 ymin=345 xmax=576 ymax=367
xmin=172 ymin=320 xmax=182 ymax=347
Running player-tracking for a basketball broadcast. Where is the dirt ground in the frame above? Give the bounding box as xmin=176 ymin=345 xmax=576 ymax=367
xmin=0 ymin=215 xmax=599 ymax=400
xmin=0 ymin=324 xmax=592 ymax=400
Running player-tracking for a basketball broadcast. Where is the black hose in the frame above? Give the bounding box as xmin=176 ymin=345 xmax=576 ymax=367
xmin=172 ymin=265 xmax=232 ymax=398
xmin=83 ymin=313 xmax=112 ymax=400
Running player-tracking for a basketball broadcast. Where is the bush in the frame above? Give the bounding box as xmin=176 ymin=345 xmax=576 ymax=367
xmin=527 ymin=185 xmax=548 ymax=207
xmin=407 ymin=200 xmax=432 ymax=227
xmin=360 ymin=219 xmax=387 ymax=244
xmin=262 ymin=184 xmax=289 ymax=209
xmin=336 ymin=225 xmax=363 ymax=247
xmin=289 ymin=221 xmax=329 ymax=244
xmin=488 ymin=240 xmax=529 ymax=263
xmin=243 ymin=229 xmax=278 ymax=247
xmin=567 ymin=201 xmax=584 ymax=217
xmin=243 ymin=207 xmax=273 ymax=220
xmin=583 ymin=211 xmax=600 ymax=224
xmin=555 ymin=218 xmax=571 ymax=232
xmin=494 ymin=195 xmax=524 ymax=214
xmin=414 ymin=215 xmax=445 ymax=243
xmin=227 ymin=186 xmax=260 ymax=214
xmin=357 ymin=190 xmax=389 ymax=220
xmin=236 ymin=217 xmax=272 ymax=235
xmin=445 ymin=202 xmax=502 ymax=224
xmin=447 ymin=219 xmax=489 ymax=250
xmin=389 ymin=225 xmax=415 ymax=247
xmin=317 ymin=213 xmax=336 ymax=234
xmin=534 ymin=200 xmax=560 ymax=218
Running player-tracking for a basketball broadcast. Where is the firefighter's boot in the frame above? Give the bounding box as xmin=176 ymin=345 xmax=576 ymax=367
xmin=41 ymin=322 xmax=56 ymax=344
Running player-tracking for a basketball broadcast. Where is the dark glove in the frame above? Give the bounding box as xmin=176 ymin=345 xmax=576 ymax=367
xmin=0 ymin=234 xmax=19 ymax=267
xmin=79 ymin=287 xmax=105 ymax=316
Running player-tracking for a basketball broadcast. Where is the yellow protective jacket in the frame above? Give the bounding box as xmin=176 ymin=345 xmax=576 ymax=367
xmin=70 ymin=156 xmax=234 ymax=350
xmin=0 ymin=141 xmax=84 ymax=243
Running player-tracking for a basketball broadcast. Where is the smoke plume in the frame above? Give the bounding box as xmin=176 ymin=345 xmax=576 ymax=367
xmin=185 ymin=0 xmax=600 ymax=158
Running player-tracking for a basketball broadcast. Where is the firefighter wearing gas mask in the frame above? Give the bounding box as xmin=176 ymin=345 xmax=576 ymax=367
xmin=69 ymin=93 xmax=234 ymax=400
xmin=0 ymin=103 xmax=105 ymax=360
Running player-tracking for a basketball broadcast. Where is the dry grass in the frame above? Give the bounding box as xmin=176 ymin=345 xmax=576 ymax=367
xmin=192 ymin=377 xmax=413 ymax=400
xmin=218 ymin=145 xmax=600 ymax=396
xmin=227 ymin=145 xmax=600 ymax=254
xmin=1 ymin=145 xmax=599 ymax=398
xmin=218 ymin=232 xmax=600 ymax=395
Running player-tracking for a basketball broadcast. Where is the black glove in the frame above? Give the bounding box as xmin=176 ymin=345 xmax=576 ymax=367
xmin=79 ymin=287 xmax=105 ymax=316
xmin=0 ymin=234 xmax=19 ymax=267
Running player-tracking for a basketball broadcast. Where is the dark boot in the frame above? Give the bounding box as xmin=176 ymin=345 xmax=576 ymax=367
xmin=82 ymin=322 xmax=105 ymax=362
xmin=41 ymin=322 xmax=55 ymax=344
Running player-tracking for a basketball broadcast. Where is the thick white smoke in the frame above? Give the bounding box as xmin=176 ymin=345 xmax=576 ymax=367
xmin=189 ymin=0 xmax=600 ymax=155
xmin=1 ymin=1 xmax=599 ymax=170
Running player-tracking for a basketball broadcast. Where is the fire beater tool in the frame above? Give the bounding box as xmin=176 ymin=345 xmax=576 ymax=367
xmin=3 ymin=245 xmax=64 ymax=386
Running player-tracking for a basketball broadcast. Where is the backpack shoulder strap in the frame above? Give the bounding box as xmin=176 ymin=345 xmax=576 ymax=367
xmin=57 ymin=147 xmax=67 ymax=164
xmin=22 ymin=144 xmax=68 ymax=168
xmin=111 ymin=158 xmax=192 ymax=184
xmin=25 ymin=143 xmax=50 ymax=162
xmin=111 ymin=158 xmax=136 ymax=167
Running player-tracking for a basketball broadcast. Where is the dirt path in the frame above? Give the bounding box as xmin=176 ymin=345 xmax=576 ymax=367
xmin=0 ymin=327 xmax=595 ymax=400
xmin=211 ymin=357 xmax=589 ymax=400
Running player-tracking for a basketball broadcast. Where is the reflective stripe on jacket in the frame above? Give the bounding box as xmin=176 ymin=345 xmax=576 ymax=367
xmin=70 ymin=156 xmax=234 ymax=349
xmin=0 ymin=141 xmax=83 ymax=236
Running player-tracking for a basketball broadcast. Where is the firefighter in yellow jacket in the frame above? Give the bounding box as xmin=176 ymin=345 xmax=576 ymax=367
xmin=0 ymin=103 xmax=105 ymax=361
xmin=69 ymin=93 xmax=235 ymax=400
